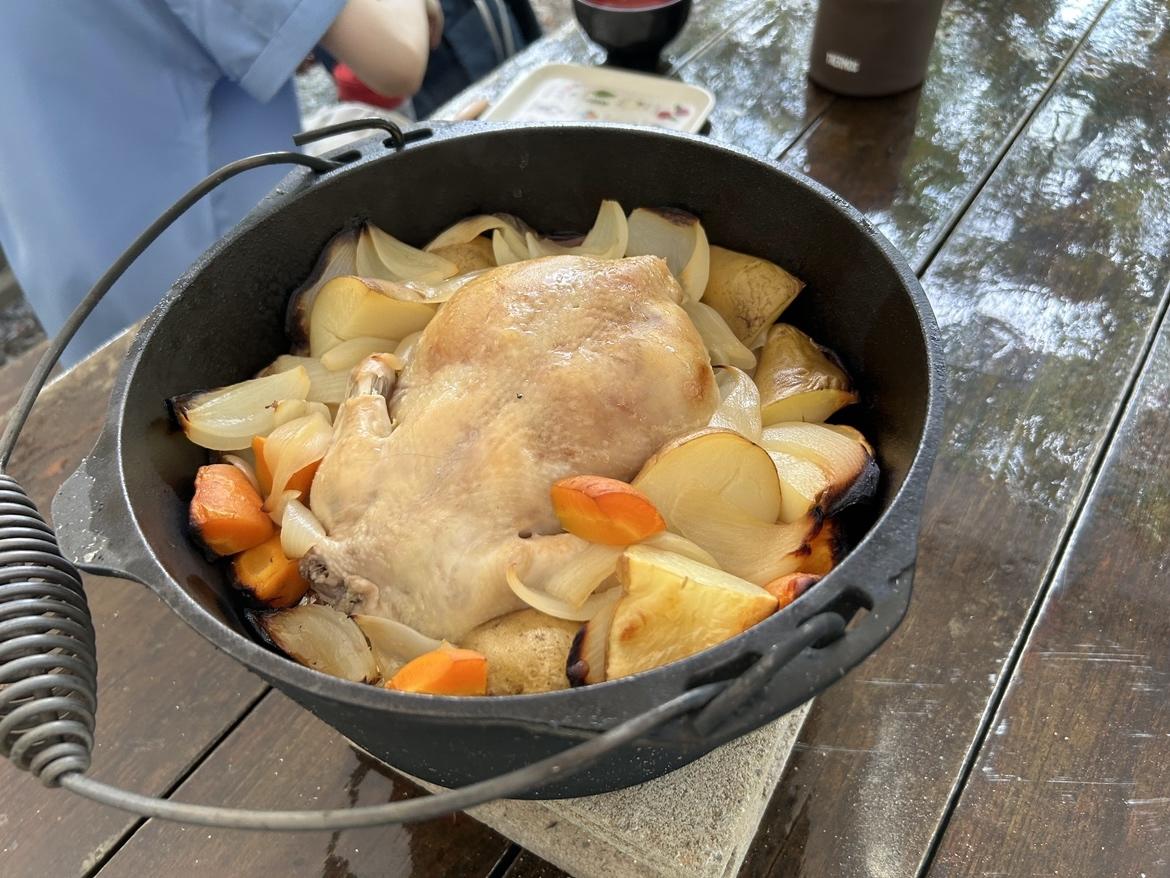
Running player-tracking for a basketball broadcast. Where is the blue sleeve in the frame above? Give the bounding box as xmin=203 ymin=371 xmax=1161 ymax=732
xmin=163 ymin=0 xmax=348 ymax=102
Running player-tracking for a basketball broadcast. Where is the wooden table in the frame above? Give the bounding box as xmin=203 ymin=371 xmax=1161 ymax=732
xmin=3 ymin=0 xmax=1169 ymax=874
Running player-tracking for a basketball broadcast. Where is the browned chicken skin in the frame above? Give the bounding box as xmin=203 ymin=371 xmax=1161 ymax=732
xmin=305 ymin=255 xmax=718 ymax=641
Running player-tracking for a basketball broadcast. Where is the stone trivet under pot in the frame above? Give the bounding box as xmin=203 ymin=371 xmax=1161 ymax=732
xmin=404 ymin=705 xmax=810 ymax=878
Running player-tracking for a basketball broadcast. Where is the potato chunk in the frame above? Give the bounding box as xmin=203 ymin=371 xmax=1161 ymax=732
xmin=701 ymin=246 xmax=804 ymax=346
xmin=606 ymin=546 xmax=777 ymax=679
xmin=461 ymin=610 xmax=581 ymax=695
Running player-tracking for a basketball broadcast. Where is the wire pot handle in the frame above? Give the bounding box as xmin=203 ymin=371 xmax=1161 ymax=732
xmin=0 ymin=119 xmax=845 ymax=830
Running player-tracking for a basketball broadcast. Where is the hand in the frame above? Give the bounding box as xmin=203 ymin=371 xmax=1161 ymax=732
xmin=425 ymin=0 xmax=444 ymax=49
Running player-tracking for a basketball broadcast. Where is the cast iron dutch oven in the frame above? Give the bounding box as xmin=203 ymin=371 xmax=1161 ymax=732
xmin=51 ymin=122 xmax=944 ymax=798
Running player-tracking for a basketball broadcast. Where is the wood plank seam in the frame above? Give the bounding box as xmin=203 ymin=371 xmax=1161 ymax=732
xmin=83 ymin=685 xmax=271 ymax=877
xmin=914 ymin=279 xmax=1170 ymax=877
xmin=908 ymin=0 xmax=1118 ymax=275
xmin=488 ymin=843 xmax=525 ymax=878
xmin=767 ymin=97 xmax=836 ymax=162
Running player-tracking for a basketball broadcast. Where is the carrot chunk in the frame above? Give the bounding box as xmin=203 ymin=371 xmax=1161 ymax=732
xmin=550 ymin=475 xmax=666 ymax=546
xmin=253 ymin=435 xmax=320 ymax=504
xmin=387 ymin=646 xmax=488 ymax=695
xmin=189 ymin=464 xmax=275 ymax=557
xmin=251 ymin=436 xmax=273 ymax=496
xmin=231 ymin=535 xmax=310 ymax=608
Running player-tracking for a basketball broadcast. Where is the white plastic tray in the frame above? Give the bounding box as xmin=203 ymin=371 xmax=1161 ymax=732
xmin=482 ymin=63 xmax=715 ymax=132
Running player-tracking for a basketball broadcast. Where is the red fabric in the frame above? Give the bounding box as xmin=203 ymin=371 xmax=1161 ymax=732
xmin=333 ymin=63 xmax=405 ymax=109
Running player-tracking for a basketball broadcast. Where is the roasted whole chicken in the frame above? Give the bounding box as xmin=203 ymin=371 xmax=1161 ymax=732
xmin=305 ymin=255 xmax=718 ymax=641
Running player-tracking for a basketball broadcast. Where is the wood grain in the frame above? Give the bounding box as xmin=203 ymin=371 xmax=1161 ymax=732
xmin=0 ymin=334 xmax=268 ymax=878
xmin=782 ymin=0 xmax=1114 ymax=269
xmin=928 ymin=300 xmax=1170 ymax=877
xmin=742 ymin=0 xmax=1170 ymax=874
xmin=96 ymin=693 xmax=512 ymax=878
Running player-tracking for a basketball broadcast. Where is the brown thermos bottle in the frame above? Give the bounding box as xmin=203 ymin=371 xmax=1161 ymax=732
xmin=809 ymin=0 xmax=946 ymax=96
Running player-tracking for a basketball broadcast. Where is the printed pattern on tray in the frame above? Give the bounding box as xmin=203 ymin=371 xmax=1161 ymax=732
xmin=510 ymin=77 xmax=697 ymax=128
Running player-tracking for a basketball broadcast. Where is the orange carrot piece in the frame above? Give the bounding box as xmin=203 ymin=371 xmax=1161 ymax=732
xmin=253 ymin=435 xmax=321 ymax=505
xmin=189 ymin=464 xmax=275 ymax=557
xmin=387 ymin=646 xmax=488 ymax=695
xmin=251 ymin=436 xmax=273 ymax=496
xmin=231 ymin=535 xmax=310 ymax=608
xmin=285 ymin=458 xmax=321 ymax=501
xmin=763 ymin=572 xmax=821 ymax=609
xmin=550 ymin=475 xmax=666 ymax=546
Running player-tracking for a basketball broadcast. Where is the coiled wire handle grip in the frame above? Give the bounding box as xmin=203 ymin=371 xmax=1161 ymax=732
xmin=0 ymin=475 xmax=97 ymax=785
xmin=0 ymin=119 xmax=845 ymax=829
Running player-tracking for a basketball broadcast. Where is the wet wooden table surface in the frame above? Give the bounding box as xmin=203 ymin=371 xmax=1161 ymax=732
xmin=2 ymin=0 xmax=1168 ymax=875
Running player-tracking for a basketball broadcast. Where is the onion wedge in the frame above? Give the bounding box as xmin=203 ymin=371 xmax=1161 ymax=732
xmin=762 ymin=422 xmax=879 ymax=516
xmin=280 ymin=498 xmax=326 ymax=559
xmin=258 ymin=604 xmax=377 ymax=683
xmin=320 ymin=337 xmax=400 ymax=372
xmin=633 ymin=427 xmax=782 ymax=525
xmin=493 ymin=228 xmax=528 ymax=265
xmin=263 ymin=412 xmax=332 ymax=521
xmin=355 ymin=224 xmax=457 ymax=283
xmin=625 ymin=207 xmax=710 ymax=302
xmin=541 ymin=543 xmax=623 ymax=607
xmin=639 ymin=531 xmax=720 ymax=568
xmin=506 ymin=566 xmax=620 ymax=622
xmin=286 ymin=228 xmax=358 ymax=353
xmin=682 ymin=300 xmax=757 ymax=371
xmin=708 ymin=366 xmax=763 ymax=442
xmin=169 ymin=367 xmax=310 ymax=451
xmin=353 ymin=614 xmax=442 ymax=679
xmin=566 ymin=588 xmax=623 ymax=686
xmin=263 ymin=355 xmax=351 ymax=406
xmin=526 ymin=200 xmax=628 ymax=260
xmin=425 ymin=214 xmax=515 ymax=251
xmin=270 ymin=398 xmax=332 ymax=427
xmin=398 ymin=269 xmax=489 ymax=304
xmin=668 ymin=489 xmax=815 ymax=585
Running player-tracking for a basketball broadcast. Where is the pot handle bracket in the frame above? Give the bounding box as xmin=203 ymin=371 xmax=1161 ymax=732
xmin=52 ymin=429 xmax=148 ymax=585
xmin=689 ymin=611 xmax=847 ymax=739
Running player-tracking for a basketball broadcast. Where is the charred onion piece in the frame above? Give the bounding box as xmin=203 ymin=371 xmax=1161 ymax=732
xmin=169 ymin=367 xmax=310 ymax=451
xmin=761 ymin=422 xmax=878 ymax=515
xmin=257 ymin=604 xmax=377 ymax=682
